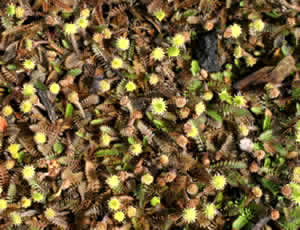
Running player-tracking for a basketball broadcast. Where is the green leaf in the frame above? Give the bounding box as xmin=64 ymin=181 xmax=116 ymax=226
xmin=95 ymin=148 xmax=119 ymax=157
xmin=68 ymin=68 xmax=82 ymax=77
xmin=258 ymin=129 xmax=273 ymax=142
xmin=61 ymin=39 xmax=70 ymax=49
xmin=206 ymin=110 xmax=223 ymax=122
xmin=128 ymin=137 xmax=136 ymax=145
xmin=53 ymin=142 xmax=65 ymax=154
xmin=281 ymin=45 xmax=289 ymax=56
xmin=34 ymin=80 xmax=47 ymax=91
xmin=190 ymin=60 xmax=201 ymax=76
xmin=90 ymin=118 xmax=105 ymax=125
xmin=65 ymin=103 xmax=73 ymax=118
xmin=183 ymin=9 xmax=198 ymax=17
xmin=7 ymin=64 xmax=16 ymax=71
xmin=263 ymin=114 xmax=271 ymax=131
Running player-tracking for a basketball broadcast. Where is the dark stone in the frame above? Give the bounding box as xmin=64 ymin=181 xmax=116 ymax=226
xmin=192 ymin=30 xmax=219 ymax=73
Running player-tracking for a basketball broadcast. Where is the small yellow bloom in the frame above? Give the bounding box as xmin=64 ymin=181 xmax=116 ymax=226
xmin=10 ymin=212 xmax=22 ymax=225
xmin=116 ymin=37 xmax=130 ymax=51
xmin=125 ymin=81 xmax=137 ymax=92
xmin=16 ymin=7 xmax=25 ymax=19
xmin=106 ymin=175 xmax=120 ymax=189
xmin=172 ymin=33 xmax=185 ymax=47
xmin=80 ymin=9 xmax=90 ymax=18
xmin=20 ymin=100 xmax=33 ymax=113
xmin=127 ymin=206 xmax=137 ymax=217
xmin=2 ymin=105 xmax=13 ymax=117
xmin=49 ymin=83 xmax=60 ymax=95
xmin=204 ymin=203 xmax=217 ymax=220
xmin=99 ymin=80 xmax=111 ymax=93
xmin=34 ymin=132 xmax=47 ymax=144
xmin=182 ymin=208 xmax=197 ymax=224
xmin=211 ymin=175 xmax=227 ymax=190
xmin=149 ymin=74 xmax=159 ymax=85
xmin=76 ymin=17 xmax=89 ymax=29
xmin=111 ymin=57 xmax=123 ymax=69
xmin=151 ymin=47 xmax=165 ymax=61
xmin=101 ymin=133 xmax=112 ymax=146
xmin=231 ymin=24 xmax=242 ymax=38
xmin=23 ymin=83 xmax=36 ymax=97
xmin=64 ymin=23 xmax=78 ymax=35
xmin=250 ymin=19 xmax=265 ymax=32
xmin=108 ymin=197 xmax=121 ymax=211
xmin=23 ymin=59 xmax=35 ymax=70
xmin=114 ymin=211 xmax=125 ymax=222
xmin=44 ymin=208 xmax=56 ymax=219
xmin=0 ymin=199 xmax=8 ymax=211
xmin=21 ymin=197 xmax=32 ymax=208
xmin=8 ymin=144 xmax=20 ymax=159
xmin=141 ymin=173 xmax=154 ymax=185
xmin=195 ymin=101 xmax=206 ymax=116
xmin=130 ymin=143 xmax=143 ymax=156
xmin=22 ymin=165 xmax=35 ymax=180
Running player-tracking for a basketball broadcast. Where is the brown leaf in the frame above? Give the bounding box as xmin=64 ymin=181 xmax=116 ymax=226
xmin=0 ymin=116 xmax=8 ymax=133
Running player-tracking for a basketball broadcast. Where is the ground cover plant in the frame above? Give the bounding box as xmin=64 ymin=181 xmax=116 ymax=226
xmin=0 ymin=0 xmax=299 ymax=229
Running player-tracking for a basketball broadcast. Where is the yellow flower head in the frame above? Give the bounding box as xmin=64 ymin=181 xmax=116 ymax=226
xmin=108 ymin=197 xmax=121 ymax=211
xmin=116 ymin=37 xmax=130 ymax=51
xmin=114 ymin=211 xmax=125 ymax=222
xmin=101 ymin=133 xmax=112 ymax=147
xmin=16 ymin=7 xmax=25 ymax=19
xmin=80 ymin=9 xmax=90 ymax=18
xmin=103 ymin=28 xmax=112 ymax=39
xmin=149 ymin=74 xmax=159 ymax=85
xmin=125 ymin=81 xmax=137 ymax=92
xmin=141 ymin=173 xmax=154 ymax=185
xmin=130 ymin=143 xmax=143 ymax=156
xmin=127 ymin=206 xmax=137 ymax=217
xmin=34 ymin=132 xmax=47 ymax=144
xmin=44 ymin=208 xmax=56 ymax=219
xmin=10 ymin=212 xmax=22 ymax=225
xmin=292 ymin=166 xmax=300 ymax=183
xmin=20 ymin=100 xmax=33 ymax=113
xmin=211 ymin=175 xmax=227 ymax=190
xmin=106 ymin=175 xmax=120 ymax=189
xmin=151 ymin=98 xmax=167 ymax=115
xmin=22 ymin=165 xmax=35 ymax=180
xmin=23 ymin=83 xmax=36 ymax=97
xmin=8 ymin=144 xmax=20 ymax=159
xmin=64 ymin=23 xmax=78 ymax=35
xmin=49 ymin=83 xmax=60 ymax=95
xmin=32 ymin=191 xmax=45 ymax=203
xmin=195 ymin=101 xmax=206 ymax=116
xmin=99 ymin=80 xmax=111 ymax=93
xmin=2 ymin=105 xmax=13 ymax=117
xmin=186 ymin=124 xmax=199 ymax=139
xmin=21 ymin=197 xmax=32 ymax=208
xmin=250 ymin=19 xmax=265 ymax=32
xmin=172 ymin=33 xmax=185 ymax=47
xmin=234 ymin=45 xmax=243 ymax=59
xmin=151 ymin=47 xmax=165 ymax=61
xmin=246 ymin=55 xmax=256 ymax=67
xmin=0 ymin=199 xmax=8 ymax=211
xmin=204 ymin=203 xmax=217 ymax=220
xmin=111 ymin=57 xmax=123 ymax=69
xmin=76 ymin=17 xmax=89 ymax=29
xmin=23 ymin=59 xmax=35 ymax=70
xmin=154 ymin=9 xmax=166 ymax=22
xmin=231 ymin=24 xmax=242 ymax=38
xmin=182 ymin=207 xmax=197 ymax=224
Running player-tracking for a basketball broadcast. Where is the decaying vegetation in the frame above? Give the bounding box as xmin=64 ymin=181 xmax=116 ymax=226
xmin=0 ymin=0 xmax=299 ymax=229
